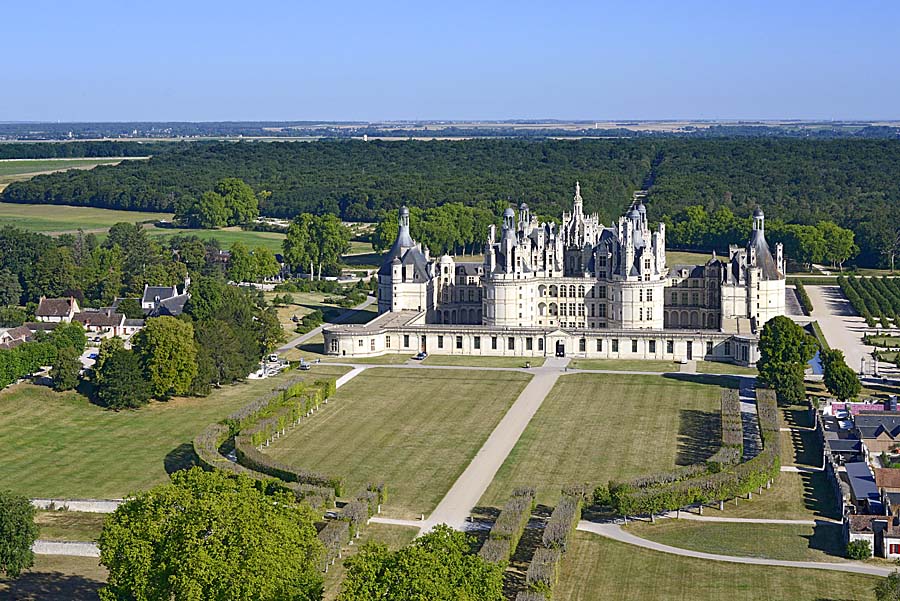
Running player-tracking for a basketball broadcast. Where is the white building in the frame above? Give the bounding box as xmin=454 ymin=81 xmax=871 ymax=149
xmin=325 ymin=184 xmax=785 ymax=364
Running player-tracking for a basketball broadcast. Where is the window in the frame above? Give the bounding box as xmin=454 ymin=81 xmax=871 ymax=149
xmin=526 ymin=337 xmax=533 ymax=350
xmin=598 ymin=304 xmax=606 ymax=317
xmin=569 ymin=303 xmax=576 ymax=316
xmin=891 ymin=544 xmax=900 ymax=555
xmin=724 ymin=341 xmax=731 ymax=356
xmin=647 ymin=289 xmax=653 ymax=302
xmin=569 ymin=285 xmax=576 ymax=297
xmin=385 ymin=336 xmax=391 ymax=348
xmin=561 ymin=304 xmax=568 ymax=317
xmin=612 ymin=339 xmax=619 ymax=352
xmin=538 ymin=338 xmax=544 ymax=351
xmin=647 ymin=307 xmax=652 ymax=321
xmin=681 ymin=292 xmax=688 ymax=305
xmin=590 ymin=304 xmax=595 ymax=317
xmin=437 ymin=335 xmax=444 ymax=349
xmin=639 ymin=289 xmax=643 ymax=302
xmin=666 ymin=340 xmax=674 ymax=354
xmin=639 ymin=308 xmax=643 ymax=321
xmin=561 ymin=286 xmax=567 ymax=297
xmin=403 ymin=335 xmax=410 ymax=348
xmin=491 ymin=336 xmax=498 ymax=350
xmin=579 ymin=338 xmax=586 ymax=352
xmin=371 ymin=339 xmax=376 ymax=351
xmin=578 ymin=304 xmax=585 ymax=317
xmin=578 ymin=285 xmax=585 ymax=297
xmin=508 ymin=337 xmax=515 ymax=350
xmin=631 ymin=339 xmax=638 ymax=353
xmin=649 ymin=340 xmax=656 ymax=353
xmin=599 ymin=287 xmax=607 ymax=299
xmin=474 ymin=336 xmax=481 ymax=350
xmin=456 ymin=336 xmax=463 ymax=349
xmin=706 ymin=341 xmax=713 ymax=355
xmin=358 ymin=339 xmax=363 ymax=347
xmin=330 ymin=339 xmax=338 ymax=352
xmin=644 ymin=259 xmax=651 ymax=271
xmin=596 ymin=339 xmax=603 ymax=351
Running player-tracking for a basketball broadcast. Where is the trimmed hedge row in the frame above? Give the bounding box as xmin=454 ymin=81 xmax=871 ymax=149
xmin=840 ymin=275 xmax=900 ymax=328
xmin=480 ymin=487 xmax=536 ymax=566
xmin=235 ymin=440 xmax=343 ymax=495
xmin=526 ymin=548 xmax=561 ymax=597
xmin=289 ymin=483 xmax=336 ymax=509
xmin=720 ymin=389 xmax=744 ymax=449
xmin=516 ymin=593 xmax=548 ymax=601
xmin=608 ymin=387 xmax=781 ymax=517
xmin=542 ymin=487 xmax=584 ymax=552
xmin=794 ymin=281 xmax=813 ymax=315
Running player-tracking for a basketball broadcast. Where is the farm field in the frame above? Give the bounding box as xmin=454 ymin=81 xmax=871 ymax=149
xmin=625 ymin=520 xmax=847 ymax=563
xmin=145 ymin=225 xmax=286 ymax=253
xmin=0 ymin=202 xmax=169 ymax=233
xmin=554 ymin=531 xmax=876 ymax=601
xmin=263 ymin=367 xmax=532 ymax=519
xmin=0 ymin=365 xmax=349 ymax=499
xmin=0 ymin=157 xmax=130 ymax=186
xmin=0 ymin=555 xmax=107 ymax=601
xmin=479 ymin=372 xmax=726 ymax=508
xmin=421 ymin=355 xmax=545 ymax=368
xmin=568 ymin=359 xmax=681 ymax=372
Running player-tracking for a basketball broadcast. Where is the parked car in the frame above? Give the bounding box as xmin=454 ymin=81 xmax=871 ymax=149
xmin=298 ymin=360 xmax=311 ymax=371
xmin=413 ymin=351 xmax=428 ymax=360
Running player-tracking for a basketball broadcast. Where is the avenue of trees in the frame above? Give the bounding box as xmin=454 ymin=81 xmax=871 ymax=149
xmin=5 ymin=138 xmax=900 ymax=267
xmin=839 ymin=275 xmax=900 ymax=329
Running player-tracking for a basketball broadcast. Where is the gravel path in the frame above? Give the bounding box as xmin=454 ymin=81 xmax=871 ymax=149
xmin=32 ymin=541 xmax=100 ymax=558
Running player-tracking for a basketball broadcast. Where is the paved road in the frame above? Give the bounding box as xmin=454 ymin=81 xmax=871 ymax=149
xmin=419 ymin=356 xmax=570 ymax=532
xmin=803 ymin=286 xmax=875 ymax=374
xmin=576 ymin=520 xmax=894 ymax=577
xmin=276 ymin=295 xmax=375 ymax=354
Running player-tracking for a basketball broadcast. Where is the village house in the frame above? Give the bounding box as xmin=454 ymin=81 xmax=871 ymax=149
xmin=141 ymin=279 xmax=190 ymax=317
xmin=35 ymin=296 xmax=80 ymax=323
xmin=854 ymin=413 xmax=900 ymax=455
xmin=875 ymin=468 xmax=900 ymax=494
xmin=0 ymin=325 xmax=32 ymax=350
xmin=72 ymin=308 xmax=127 ymax=338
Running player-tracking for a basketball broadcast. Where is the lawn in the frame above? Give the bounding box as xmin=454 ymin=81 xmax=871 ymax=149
xmin=713 ymin=471 xmax=840 ymax=521
xmin=695 ymin=361 xmax=758 ymax=375
xmin=35 ymin=511 xmax=107 ymax=542
xmin=781 ymin=428 xmax=824 ymax=468
xmin=422 ymin=355 xmax=545 ymax=368
xmin=868 ymin=335 xmax=900 ymax=348
xmin=554 ymin=531 xmax=877 ymax=601
xmin=0 ymin=365 xmax=350 ymax=499
xmin=0 ymin=555 xmax=107 ymax=601
xmin=0 ymin=202 xmax=169 ymax=233
xmin=568 ymin=359 xmax=681 ymax=372
xmin=625 ymin=520 xmax=847 ymax=562
xmin=667 ymin=250 xmax=718 ymax=266
xmin=479 ymin=373 xmax=727 ymax=508
xmin=323 ymin=523 xmax=419 ymax=600
xmin=262 ymin=368 xmax=532 ymax=519
xmin=145 ymin=225 xmax=286 ymax=254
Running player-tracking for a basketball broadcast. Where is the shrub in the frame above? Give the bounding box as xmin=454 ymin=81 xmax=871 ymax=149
xmin=846 ymin=539 xmax=871 ymax=560
xmin=478 ymin=538 xmax=510 ymax=566
xmin=526 ymin=548 xmax=561 ymax=596
xmin=542 ymin=492 xmax=582 ymax=552
xmin=794 ymin=281 xmax=813 ymax=315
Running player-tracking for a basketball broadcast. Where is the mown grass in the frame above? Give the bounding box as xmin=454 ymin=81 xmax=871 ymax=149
xmin=422 ymin=355 xmax=545 ymax=368
xmin=666 ymin=250 xmax=719 ymax=266
xmin=695 ymin=361 xmax=758 ymax=375
xmin=0 ymin=555 xmax=107 ymax=601
xmin=263 ymin=368 xmax=531 ymax=519
xmin=568 ymin=359 xmax=680 ymax=372
xmin=35 ymin=511 xmax=107 ymax=542
xmin=479 ymin=373 xmax=726 ymax=508
xmin=625 ymin=520 xmax=847 ymax=562
xmin=145 ymin=226 xmax=286 ymax=253
xmin=0 ymin=365 xmax=350 ymax=499
xmin=712 ymin=471 xmax=840 ymax=521
xmin=555 ymin=531 xmax=876 ymax=601
xmin=0 ymin=202 xmax=169 ymax=233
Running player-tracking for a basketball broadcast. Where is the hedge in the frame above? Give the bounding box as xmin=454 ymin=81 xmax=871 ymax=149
xmin=478 ymin=538 xmax=511 ymax=566
xmin=234 ymin=435 xmax=343 ymax=495
xmin=319 ymin=520 xmax=350 ymax=569
xmin=483 ymin=487 xmax=535 ymax=566
xmin=794 ymin=281 xmax=813 ymax=315
xmin=526 ymin=548 xmax=561 ymax=597
xmin=786 ymin=276 xmax=839 ymax=286
xmin=719 ymin=388 xmax=744 ymax=452
xmin=289 ymin=483 xmax=336 ymax=509
xmin=542 ymin=491 xmax=583 ymax=552
xmin=608 ymin=386 xmax=781 ymax=517
xmin=340 ymin=500 xmax=370 ymax=538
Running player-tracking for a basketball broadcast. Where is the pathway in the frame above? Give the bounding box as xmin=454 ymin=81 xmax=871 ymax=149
xmin=802 ymin=285 xmax=874 ymax=373
xmin=276 ymin=295 xmax=375 ymax=354
xmin=576 ymin=520 xmax=894 ymax=577
xmin=419 ymin=356 xmax=570 ymax=532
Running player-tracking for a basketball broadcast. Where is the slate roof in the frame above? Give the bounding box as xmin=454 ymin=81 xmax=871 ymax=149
xmin=856 ymin=413 xmax=900 ymax=439
xmin=142 ymin=286 xmax=178 ymax=304
xmin=35 ymin=297 xmax=77 ymax=317
xmin=124 ymin=318 xmax=145 ymax=327
xmin=149 ymin=294 xmax=189 ymax=317
xmin=748 ymin=228 xmax=781 ymax=280
xmin=73 ymin=309 xmax=125 ymax=328
xmin=25 ymin=322 xmax=58 ymax=332
xmin=827 ymin=439 xmax=863 ymax=453
xmin=847 ymin=462 xmax=881 ymax=506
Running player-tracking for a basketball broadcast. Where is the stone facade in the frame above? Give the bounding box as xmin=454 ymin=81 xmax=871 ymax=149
xmin=326 ymin=184 xmax=785 ymax=364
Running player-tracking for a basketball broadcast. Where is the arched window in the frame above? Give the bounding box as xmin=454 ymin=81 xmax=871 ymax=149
xmin=560 ymin=286 xmax=567 ymax=297
xmin=578 ymin=285 xmax=585 ymax=297
xmin=569 ymin=285 xmax=576 ymax=297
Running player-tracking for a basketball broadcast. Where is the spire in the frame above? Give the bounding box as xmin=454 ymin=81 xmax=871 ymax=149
xmin=573 ymin=181 xmax=583 ymax=214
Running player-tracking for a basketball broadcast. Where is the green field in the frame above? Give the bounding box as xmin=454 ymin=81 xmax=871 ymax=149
xmin=0 ymin=202 xmax=170 ymax=233
xmin=145 ymin=225 xmax=287 ymax=253
xmin=0 ymin=365 xmax=350 ymax=498
xmin=35 ymin=511 xmax=107 ymax=542
xmin=0 ymin=555 xmax=107 ymax=601
xmin=555 ymin=531 xmax=876 ymax=601
xmin=568 ymin=359 xmax=682 ymax=372
xmin=479 ymin=373 xmax=726 ymax=508
xmin=421 ymin=355 xmax=544 ymax=368
xmin=263 ymin=368 xmax=532 ymax=519
xmin=667 ymin=250 xmax=718 ymax=266
xmin=625 ymin=520 xmax=847 ymax=563
xmin=0 ymin=158 xmax=129 ymax=186
xmin=695 ymin=361 xmax=758 ymax=375
xmin=713 ymin=471 xmax=840 ymax=521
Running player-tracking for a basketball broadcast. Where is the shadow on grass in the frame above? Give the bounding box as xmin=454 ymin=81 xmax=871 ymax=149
xmin=0 ymin=572 xmax=103 ymax=601
xmin=662 ymin=373 xmax=741 ymax=389
xmin=676 ymin=409 xmax=720 ymax=466
xmin=802 ymin=522 xmax=847 ymax=559
xmin=788 ymin=429 xmax=824 ymax=467
xmin=802 ymin=472 xmax=841 ymax=520
xmin=164 ymin=442 xmax=200 ymax=475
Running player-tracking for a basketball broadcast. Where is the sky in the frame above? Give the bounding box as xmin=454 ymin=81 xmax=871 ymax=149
xmin=2 ymin=0 xmax=898 ymax=122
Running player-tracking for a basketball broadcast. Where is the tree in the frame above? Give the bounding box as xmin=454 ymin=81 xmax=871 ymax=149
xmin=24 ymin=246 xmax=77 ymax=300
xmin=98 ymin=468 xmax=323 ymax=601
xmin=818 ymin=221 xmax=858 ymax=271
xmin=193 ymin=320 xmax=257 ymax=387
xmin=187 ymin=191 xmax=229 ymax=229
xmin=822 ymin=348 xmax=862 ymax=401
xmin=51 ymin=321 xmax=87 ymax=354
xmin=876 ymin=571 xmax=900 ymax=601
xmin=227 ymin=241 xmax=255 ymax=283
xmin=0 ymin=490 xmax=39 ymax=578
xmin=51 ymin=346 xmax=82 ymax=391
xmin=116 ymin=297 xmax=144 ymax=319
xmin=0 ymin=306 xmax=25 ymax=327
xmin=253 ymin=246 xmax=281 ymax=280
xmin=93 ymin=336 xmax=125 ymax=386
xmin=132 ymin=316 xmax=198 ymax=399
xmin=757 ymin=316 xmax=817 ymax=404
xmin=96 ymin=349 xmax=150 ymax=410
xmin=284 ymin=213 xmax=316 ymax=278
xmin=310 ymin=214 xmax=350 ymax=280
xmin=338 ymin=524 xmax=503 ymax=601
xmin=0 ymin=268 xmax=22 ymax=306
xmin=216 ymin=178 xmax=259 ymax=225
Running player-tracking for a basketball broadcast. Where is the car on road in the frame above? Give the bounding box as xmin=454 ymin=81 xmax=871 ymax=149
xmin=298 ymin=360 xmax=311 ymax=371
xmin=413 ymin=351 xmax=428 ymax=360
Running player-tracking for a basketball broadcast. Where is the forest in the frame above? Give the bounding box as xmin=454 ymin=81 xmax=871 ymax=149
xmin=3 ymin=138 xmax=900 ymax=266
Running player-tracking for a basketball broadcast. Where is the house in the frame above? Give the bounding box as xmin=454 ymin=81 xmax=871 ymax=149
xmin=123 ymin=318 xmax=145 ymax=336
xmin=73 ymin=309 xmax=126 ymax=337
xmin=854 ymin=413 xmax=900 ymax=455
xmin=141 ymin=279 xmax=190 ymax=317
xmin=826 ymin=438 xmax=866 ymax=465
xmin=845 ymin=461 xmax=883 ymax=514
xmin=35 ymin=296 xmax=80 ymax=323
xmin=141 ymin=285 xmax=179 ymax=311
xmin=844 ymin=515 xmax=881 ymax=557
xmin=875 ymin=469 xmax=900 ymax=494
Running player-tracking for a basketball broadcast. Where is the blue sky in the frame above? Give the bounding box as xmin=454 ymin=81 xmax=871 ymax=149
xmin=2 ymin=0 xmax=898 ymax=121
